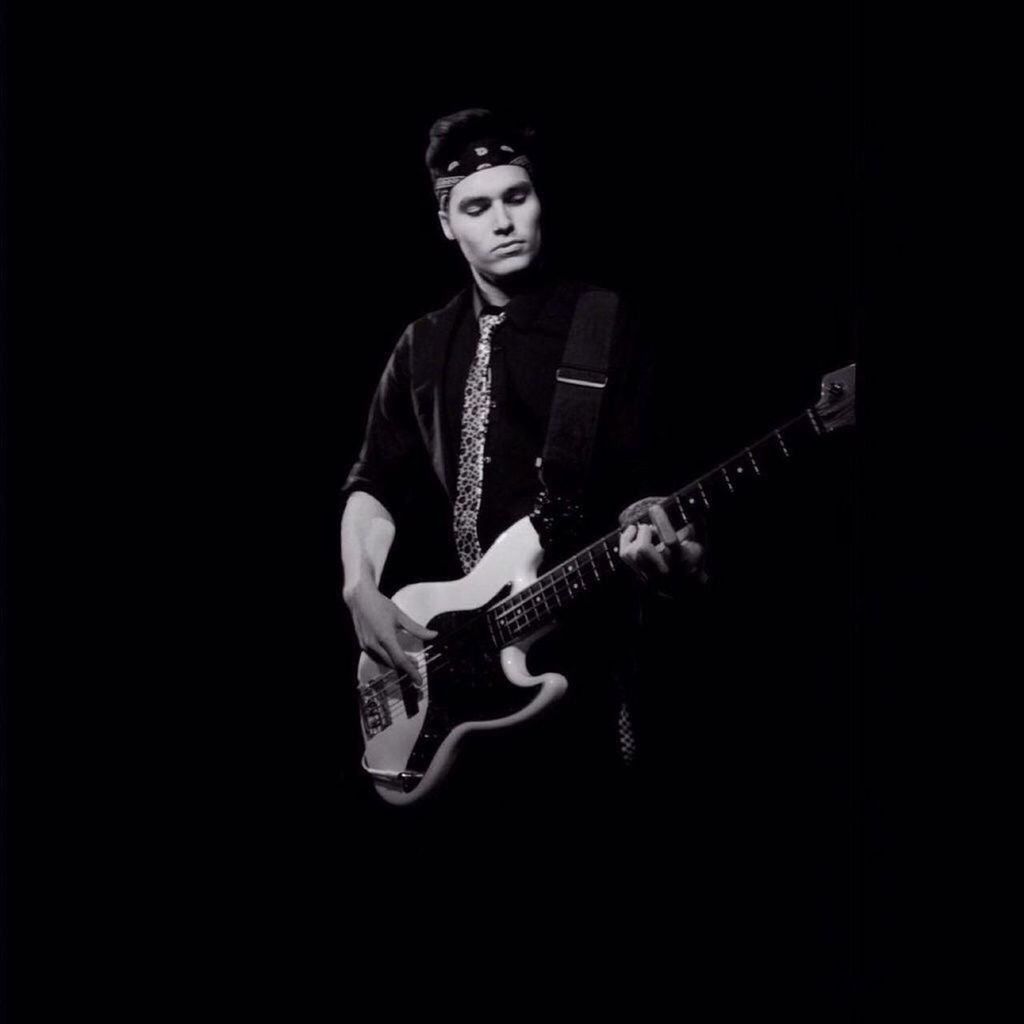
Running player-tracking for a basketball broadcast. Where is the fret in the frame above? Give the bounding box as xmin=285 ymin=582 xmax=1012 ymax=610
xmin=697 ymin=481 xmax=710 ymax=510
xmin=806 ymin=408 xmax=823 ymax=436
xmin=724 ymin=451 xmax=763 ymax=496
xmin=752 ymin=436 xmax=782 ymax=471
xmin=746 ymin=448 xmax=761 ymax=477
xmin=720 ymin=466 xmax=735 ymax=494
xmin=774 ymin=429 xmax=790 ymax=458
xmin=495 ymin=617 xmax=510 ymax=648
xmin=605 ymin=545 xmax=617 ymax=572
xmin=575 ymin=554 xmax=591 ymax=588
xmin=779 ymin=416 xmax=822 ymax=461
xmin=565 ymin=560 xmax=586 ymax=598
xmin=671 ymin=493 xmax=690 ymax=526
xmin=680 ymin=489 xmax=702 ymax=515
xmin=549 ymin=568 xmax=564 ymax=606
xmin=572 ymin=565 xmax=586 ymax=594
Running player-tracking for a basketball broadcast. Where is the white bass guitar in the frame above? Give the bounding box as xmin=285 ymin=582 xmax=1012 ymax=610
xmin=357 ymin=364 xmax=856 ymax=805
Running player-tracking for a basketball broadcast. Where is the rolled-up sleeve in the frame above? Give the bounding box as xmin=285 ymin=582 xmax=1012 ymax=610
xmin=341 ymin=325 xmax=423 ymax=519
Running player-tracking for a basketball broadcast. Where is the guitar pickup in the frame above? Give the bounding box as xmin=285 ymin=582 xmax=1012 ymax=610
xmin=397 ymin=673 xmax=420 ymax=718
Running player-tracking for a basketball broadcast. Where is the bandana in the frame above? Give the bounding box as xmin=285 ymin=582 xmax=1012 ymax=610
xmin=432 ymin=136 xmax=534 ymax=205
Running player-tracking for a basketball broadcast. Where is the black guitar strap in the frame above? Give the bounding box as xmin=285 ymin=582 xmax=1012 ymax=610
xmin=533 ymin=289 xmax=620 ymax=547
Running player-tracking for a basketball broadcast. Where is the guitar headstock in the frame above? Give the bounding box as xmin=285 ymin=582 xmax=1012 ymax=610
xmin=814 ymin=363 xmax=856 ymax=433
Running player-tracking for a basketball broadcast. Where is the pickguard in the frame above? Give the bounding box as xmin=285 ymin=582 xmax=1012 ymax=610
xmin=406 ymin=585 xmax=542 ymax=776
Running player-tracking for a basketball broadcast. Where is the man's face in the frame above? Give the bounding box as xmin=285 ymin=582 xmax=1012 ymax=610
xmin=439 ymin=164 xmax=542 ymax=280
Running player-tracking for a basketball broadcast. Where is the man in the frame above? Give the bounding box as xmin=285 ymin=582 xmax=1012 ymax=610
xmin=340 ymin=108 xmax=705 ymax=818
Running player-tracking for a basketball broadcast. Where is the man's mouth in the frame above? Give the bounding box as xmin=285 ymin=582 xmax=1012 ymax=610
xmin=492 ymin=240 xmax=525 ymax=253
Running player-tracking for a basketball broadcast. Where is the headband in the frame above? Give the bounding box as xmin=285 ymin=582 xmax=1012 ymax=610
xmin=432 ymin=136 xmax=534 ymax=205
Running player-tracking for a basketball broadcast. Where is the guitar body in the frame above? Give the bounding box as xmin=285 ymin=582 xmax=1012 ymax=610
xmin=359 ymin=516 xmax=567 ymax=806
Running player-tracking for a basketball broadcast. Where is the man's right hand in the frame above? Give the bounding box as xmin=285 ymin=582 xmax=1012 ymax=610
xmin=343 ymin=579 xmax=438 ymax=684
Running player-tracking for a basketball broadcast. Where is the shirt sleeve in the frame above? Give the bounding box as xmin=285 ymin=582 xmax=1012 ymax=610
xmin=341 ymin=324 xmax=425 ymax=520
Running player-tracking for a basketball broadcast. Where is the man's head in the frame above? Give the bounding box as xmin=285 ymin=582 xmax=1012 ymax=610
xmin=426 ymin=109 xmax=542 ymax=284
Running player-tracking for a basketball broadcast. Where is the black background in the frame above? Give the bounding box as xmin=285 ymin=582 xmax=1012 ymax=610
xmin=5 ymin=6 xmax=898 ymax=1014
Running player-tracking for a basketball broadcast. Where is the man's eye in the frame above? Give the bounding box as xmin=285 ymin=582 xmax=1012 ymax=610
xmin=507 ymin=192 xmax=528 ymax=204
xmin=465 ymin=203 xmax=487 ymax=216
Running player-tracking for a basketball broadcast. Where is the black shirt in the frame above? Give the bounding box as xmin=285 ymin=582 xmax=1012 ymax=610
xmin=344 ymin=275 xmax=659 ymax=571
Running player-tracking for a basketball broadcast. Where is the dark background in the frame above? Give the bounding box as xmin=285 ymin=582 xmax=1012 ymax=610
xmin=6 ymin=6 xmax=888 ymax=1014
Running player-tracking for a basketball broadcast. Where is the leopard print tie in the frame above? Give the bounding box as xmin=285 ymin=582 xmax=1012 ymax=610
xmin=452 ymin=310 xmax=507 ymax=574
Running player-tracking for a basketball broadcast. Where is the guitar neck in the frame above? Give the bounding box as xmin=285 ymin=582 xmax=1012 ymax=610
xmin=487 ymin=405 xmax=829 ymax=648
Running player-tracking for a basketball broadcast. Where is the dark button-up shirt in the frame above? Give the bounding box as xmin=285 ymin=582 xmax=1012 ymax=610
xmin=343 ymin=276 xmax=658 ymax=571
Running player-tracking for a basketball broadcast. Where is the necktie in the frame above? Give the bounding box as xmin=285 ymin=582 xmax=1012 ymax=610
xmin=618 ymin=688 xmax=637 ymax=767
xmin=453 ymin=309 xmax=507 ymax=575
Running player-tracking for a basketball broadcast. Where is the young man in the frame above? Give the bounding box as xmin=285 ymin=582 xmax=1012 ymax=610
xmin=340 ymin=108 xmax=705 ymax=814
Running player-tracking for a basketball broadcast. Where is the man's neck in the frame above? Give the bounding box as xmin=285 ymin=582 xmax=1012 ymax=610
xmin=471 ymin=268 xmax=513 ymax=309
xmin=470 ymin=263 xmax=544 ymax=309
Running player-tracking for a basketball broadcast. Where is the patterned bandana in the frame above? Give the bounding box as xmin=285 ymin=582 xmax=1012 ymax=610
xmin=433 ymin=136 xmax=534 ymax=206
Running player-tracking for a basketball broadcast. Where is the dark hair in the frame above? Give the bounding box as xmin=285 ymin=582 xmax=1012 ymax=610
xmin=425 ymin=108 xmax=537 ymax=186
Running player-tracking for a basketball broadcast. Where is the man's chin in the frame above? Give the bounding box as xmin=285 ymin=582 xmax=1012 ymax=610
xmin=487 ymin=251 xmax=537 ymax=276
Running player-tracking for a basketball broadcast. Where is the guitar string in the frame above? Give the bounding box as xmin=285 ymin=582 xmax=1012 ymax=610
xmin=359 ymin=535 xmax=620 ymax=693
xmin=361 ymin=407 xmax=852 ymax=737
xmin=359 ymin=479 xmax=730 ymax=715
xmin=359 ymin=474 xmax=723 ymax=709
xmin=359 ymin=484 xmax=698 ymax=705
xmin=359 ymin=407 xmax=831 ymax=714
xmin=481 ymin=410 xmax=820 ymax=623
xmin=361 ymin=553 xmax=639 ymax=724
xmin=359 ymin=483 xmax=728 ymax=713
xmin=359 ymin=544 xmax=621 ymax=714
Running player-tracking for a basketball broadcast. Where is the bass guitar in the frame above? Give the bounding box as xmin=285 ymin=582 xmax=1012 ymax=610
xmin=357 ymin=363 xmax=856 ymax=805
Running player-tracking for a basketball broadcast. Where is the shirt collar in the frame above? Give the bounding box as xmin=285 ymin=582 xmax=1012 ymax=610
xmin=470 ymin=269 xmax=556 ymax=332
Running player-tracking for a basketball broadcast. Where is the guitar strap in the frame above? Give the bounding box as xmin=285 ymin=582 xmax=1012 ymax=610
xmin=532 ymin=288 xmax=620 ymax=548
xmin=534 ymin=288 xmax=639 ymax=766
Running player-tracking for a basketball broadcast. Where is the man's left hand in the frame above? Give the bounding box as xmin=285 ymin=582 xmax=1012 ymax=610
xmin=618 ymin=499 xmax=707 ymax=596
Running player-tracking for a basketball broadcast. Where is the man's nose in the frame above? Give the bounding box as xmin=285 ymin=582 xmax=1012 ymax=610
xmin=492 ymin=203 xmax=514 ymax=233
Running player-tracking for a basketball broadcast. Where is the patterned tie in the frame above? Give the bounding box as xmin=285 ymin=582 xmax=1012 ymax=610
xmin=453 ymin=309 xmax=507 ymax=574
xmin=617 ymin=688 xmax=637 ymax=767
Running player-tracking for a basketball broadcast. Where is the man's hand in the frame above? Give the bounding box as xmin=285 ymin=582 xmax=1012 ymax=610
xmin=618 ymin=498 xmax=707 ymax=597
xmin=343 ymin=578 xmax=438 ymax=683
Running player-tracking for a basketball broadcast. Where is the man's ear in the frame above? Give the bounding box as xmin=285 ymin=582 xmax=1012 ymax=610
xmin=438 ymin=208 xmax=455 ymax=241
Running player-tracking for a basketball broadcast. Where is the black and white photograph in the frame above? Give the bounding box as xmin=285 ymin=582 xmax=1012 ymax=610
xmin=4 ymin=7 xmax=909 ymax=1015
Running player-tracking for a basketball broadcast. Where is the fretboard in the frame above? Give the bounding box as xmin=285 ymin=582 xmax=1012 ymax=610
xmin=487 ymin=406 xmax=825 ymax=648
